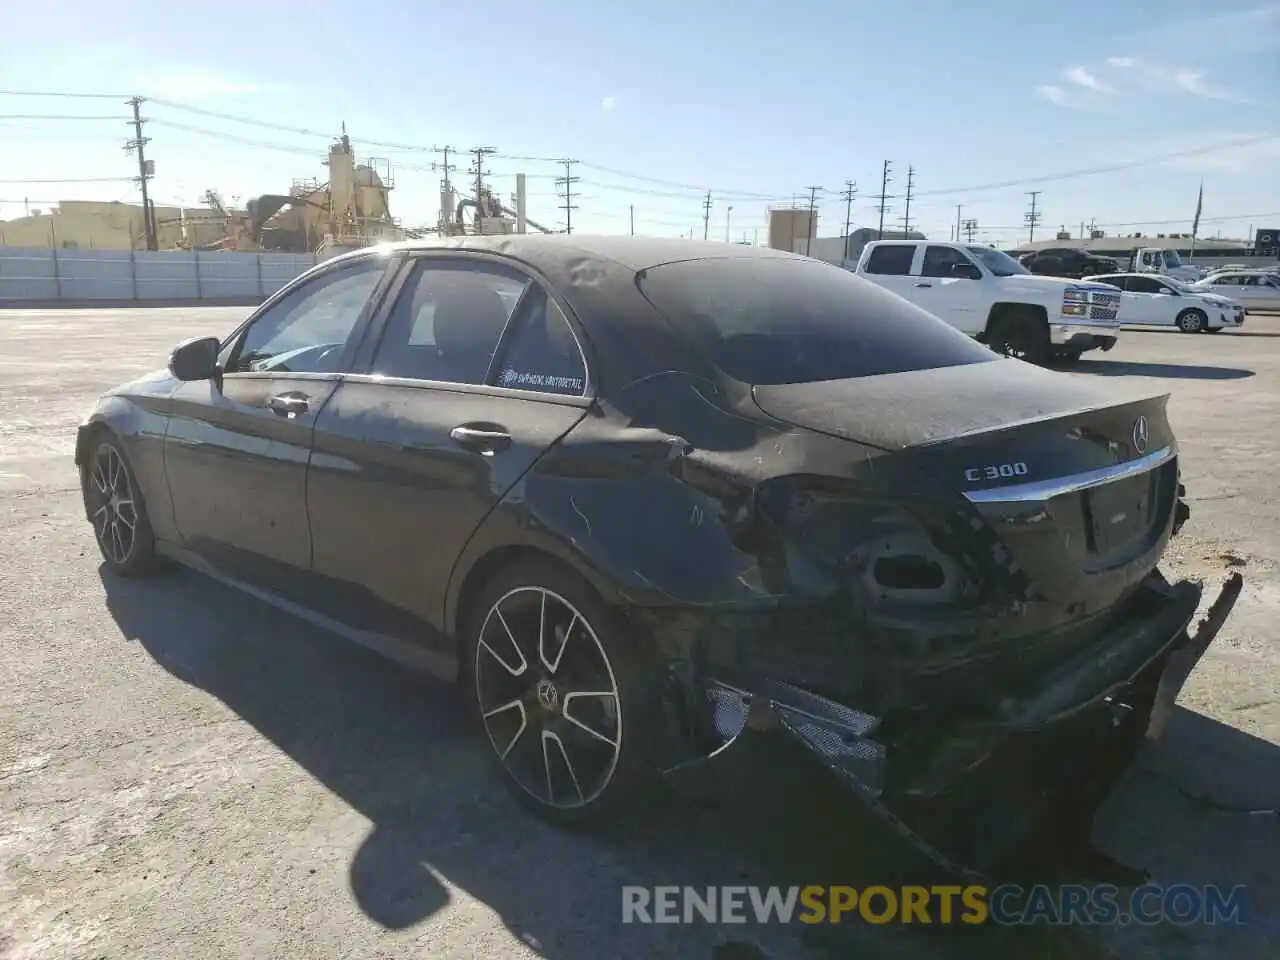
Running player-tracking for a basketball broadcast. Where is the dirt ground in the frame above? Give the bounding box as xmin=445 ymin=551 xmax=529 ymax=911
xmin=1 ymin=307 xmax=1277 ymax=960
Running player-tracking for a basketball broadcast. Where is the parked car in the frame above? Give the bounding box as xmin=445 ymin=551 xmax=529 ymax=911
xmin=1084 ymin=272 xmax=1245 ymax=332
xmin=1187 ymin=270 xmax=1280 ymax=311
xmin=76 ymin=236 xmax=1241 ymax=879
xmin=1019 ymin=247 xmax=1121 ymax=279
xmin=853 ymin=240 xmax=1121 ymax=365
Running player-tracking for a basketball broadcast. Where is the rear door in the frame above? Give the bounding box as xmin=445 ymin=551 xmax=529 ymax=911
xmin=304 ymin=254 xmax=592 ymax=650
xmin=858 ymin=243 xmax=919 ymax=301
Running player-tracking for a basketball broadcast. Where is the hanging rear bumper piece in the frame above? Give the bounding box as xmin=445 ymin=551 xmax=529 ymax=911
xmin=663 ymin=572 xmax=1243 ymax=882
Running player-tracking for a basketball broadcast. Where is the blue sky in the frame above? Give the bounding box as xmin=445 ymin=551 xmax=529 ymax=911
xmin=2 ymin=0 xmax=1277 ymax=246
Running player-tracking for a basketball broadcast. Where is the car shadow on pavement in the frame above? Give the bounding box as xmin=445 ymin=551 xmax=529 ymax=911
xmin=98 ymin=565 xmax=1276 ymax=959
xmin=1074 ymin=359 xmax=1255 ymax=380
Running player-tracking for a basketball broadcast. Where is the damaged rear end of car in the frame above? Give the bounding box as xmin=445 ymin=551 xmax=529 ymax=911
xmin=627 ymin=256 xmax=1243 ymax=882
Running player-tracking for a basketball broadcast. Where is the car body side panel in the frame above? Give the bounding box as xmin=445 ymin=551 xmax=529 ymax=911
xmin=306 ymin=377 xmax=589 ymax=651
xmin=75 ymin=370 xmax=181 ymax=543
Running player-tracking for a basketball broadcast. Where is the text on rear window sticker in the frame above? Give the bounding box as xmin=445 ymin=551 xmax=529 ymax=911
xmin=498 ymin=367 xmax=584 ymax=392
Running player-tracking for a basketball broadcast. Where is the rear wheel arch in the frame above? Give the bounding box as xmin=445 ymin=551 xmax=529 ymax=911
xmin=448 ymin=544 xmax=622 ymax=681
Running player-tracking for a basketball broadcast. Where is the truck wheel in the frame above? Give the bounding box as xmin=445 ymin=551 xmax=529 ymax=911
xmin=1176 ymin=308 xmax=1206 ymax=333
xmin=988 ymin=311 xmax=1050 ymax=366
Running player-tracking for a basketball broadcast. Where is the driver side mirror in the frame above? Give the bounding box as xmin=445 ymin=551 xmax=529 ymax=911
xmin=168 ymin=336 xmax=222 ymax=382
xmin=950 ymin=262 xmax=982 ymax=280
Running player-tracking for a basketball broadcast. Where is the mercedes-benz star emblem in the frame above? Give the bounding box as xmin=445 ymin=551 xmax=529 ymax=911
xmin=536 ymin=678 xmax=560 ymax=712
xmin=1131 ymin=415 xmax=1149 ymax=454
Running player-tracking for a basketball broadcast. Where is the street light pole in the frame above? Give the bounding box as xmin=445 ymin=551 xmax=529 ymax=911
xmin=725 ymin=205 xmax=733 ymax=242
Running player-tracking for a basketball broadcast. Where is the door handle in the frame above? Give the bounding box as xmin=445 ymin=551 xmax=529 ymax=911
xmin=914 ymin=282 xmax=932 ymax=288
xmin=267 ymin=393 xmax=310 ymax=418
xmin=450 ymin=425 xmax=512 ymax=454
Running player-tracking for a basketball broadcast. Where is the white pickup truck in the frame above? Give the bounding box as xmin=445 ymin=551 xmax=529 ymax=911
xmin=851 ymin=240 xmax=1123 ymax=365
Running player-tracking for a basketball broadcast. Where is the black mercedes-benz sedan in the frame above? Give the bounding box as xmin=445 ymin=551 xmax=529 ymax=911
xmin=76 ymin=236 xmax=1240 ymax=878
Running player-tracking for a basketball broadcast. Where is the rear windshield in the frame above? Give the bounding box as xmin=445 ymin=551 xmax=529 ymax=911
xmin=637 ymin=257 xmax=996 ymax=385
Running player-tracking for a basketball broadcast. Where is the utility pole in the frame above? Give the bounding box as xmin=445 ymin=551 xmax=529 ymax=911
xmin=899 ymin=165 xmax=915 ymax=237
xmin=629 ymin=204 xmax=634 ymax=237
xmin=875 ymin=161 xmax=893 ymax=239
xmin=431 ymin=145 xmax=457 ymax=230
xmin=702 ymin=190 xmax=712 ymax=240
xmin=725 ymin=204 xmax=733 ymax=242
xmin=124 ymin=96 xmax=157 ymax=251
xmin=962 ymin=219 xmax=979 ymax=243
xmin=804 ymin=186 xmax=821 ymax=256
xmin=469 ymin=146 xmax=496 ymax=206
xmin=1024 ymin=190 xmax=1042 ymax=244
xmin=840 ymin=180 xmax=856 ymax=238
xmin=555 ymin=159 xmax=580 ymax=234
xmin=955 ymin=205 xmax=963 ymax=246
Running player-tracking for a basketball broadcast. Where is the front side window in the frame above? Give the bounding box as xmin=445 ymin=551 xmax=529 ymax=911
xmin=1126 ymin=276 xmax=1162 ymax=294
xmin=639 ymin=257 xmax=995 ymax=385
xmin=371 ymin=260 xmax=528 ymax=384
xmin=225 ymin=258 xmax=386 ymax=374
xmin=921 ymin=245 xmax=976 ymax=278
xmin=492 ymin=288 xmax=588 ymax=396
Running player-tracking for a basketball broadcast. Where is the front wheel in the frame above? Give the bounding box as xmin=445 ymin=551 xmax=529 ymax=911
xmin=465 ymin=560 xmax=664 ymax=825
xmin=987 ymin=311 xmax=1050 ymax=366
xmin=1176 ymin=308 xmax=1207 ymax=333
xmin=81 ymin=433 xmax=163 ymax=576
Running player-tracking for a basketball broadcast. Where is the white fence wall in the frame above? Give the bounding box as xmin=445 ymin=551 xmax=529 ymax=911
xmin=0 ymin=247 xmax=319 ymax=304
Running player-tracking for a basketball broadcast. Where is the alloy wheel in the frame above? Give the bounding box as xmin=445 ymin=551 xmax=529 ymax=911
xmin=88 ymin=445 xmax=138 ymax=565
xmin=474 ymin=587 xmax=622 ymax=809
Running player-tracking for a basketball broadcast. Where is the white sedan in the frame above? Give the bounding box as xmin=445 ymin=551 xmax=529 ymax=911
xmin=1187 ymin=270 xmax=1280 ymax=312
xmin=1084 ymin=272 xmax=1244 ymax=333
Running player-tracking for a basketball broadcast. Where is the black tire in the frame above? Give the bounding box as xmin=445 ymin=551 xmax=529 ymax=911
xmin=988 ymin=310 xmax=1050 ymax=365
xmin=81 ymin=431 xmax=164 ymax=576
xmin=1176 ymin=308 xmax=1206 ymax=333
xmin=1204 ymin=326 xmax=1223 ymax=334
xmin=463 ymin=558 xmax=665 ymax=826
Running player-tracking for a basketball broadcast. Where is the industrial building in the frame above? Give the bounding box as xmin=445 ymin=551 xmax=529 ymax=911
xmin=1011 ymin=234 xmax=1257 ymax=261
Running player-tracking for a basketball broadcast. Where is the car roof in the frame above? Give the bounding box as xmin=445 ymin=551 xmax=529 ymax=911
xmin=373 ymin=234 xmax=805 ymax=273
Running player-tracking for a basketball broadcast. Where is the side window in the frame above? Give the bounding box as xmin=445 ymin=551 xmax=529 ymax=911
xmin=371 ymin=260 xmax=528 ymax=383
xmin=1214 ymin=276 xmax=1239 ymax=286
xmin=1127 ymin=276 xmax=1161 ymax=294
xmin=493 ymin=288 xmax=588 ymax=397
xmin=225 ymin=259 xmax=385 ymax=374
xmin=864 ymin=244 xmax=915 ymax=276
xmin=1239 ymin=276 xmax=1259 ymax=286
xmin=920 ymin=245 xmax=975 ymax=278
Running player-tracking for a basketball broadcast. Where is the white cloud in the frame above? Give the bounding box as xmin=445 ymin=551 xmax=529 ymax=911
xmin=600 ymin=95 xmax=617 ymax=113
xmin=125 ymin=69 xmax=271 ymax=100
xmin=1063 ymin=65 xmax=1111 ymax=93
xmin=1106 ymin=56 xmax=1137 ymax=68
xmin=1171 ymin=69 xmax=1239 ymax=100
xmin=1035 ymin=85 xmax=1073 ymax=107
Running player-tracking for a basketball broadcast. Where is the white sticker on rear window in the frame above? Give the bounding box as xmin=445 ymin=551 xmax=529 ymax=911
xmin=498 ymin=367 xmax=584 ymax=392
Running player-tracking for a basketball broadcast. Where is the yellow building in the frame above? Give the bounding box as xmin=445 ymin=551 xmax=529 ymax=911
xmin=0 ymin=200 xmax=229 ymax=250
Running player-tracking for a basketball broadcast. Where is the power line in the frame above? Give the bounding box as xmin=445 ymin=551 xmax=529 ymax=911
xmin=0 ymin=113 xmax=124 ymax=121
xmin=1024 ymin=191 xmax=1042 ymax=244
xmin=0 ymin=176 xmax=135 ymax=184
xmin=875 ymin=161 xmax=894 ymax=239
xmin=556 ymin=159 xmax=580 ymax=234
xmin=0 ymin=89 xmax=129 ymax=100
xmin=469 ymin=146 xmax=496 ymax=205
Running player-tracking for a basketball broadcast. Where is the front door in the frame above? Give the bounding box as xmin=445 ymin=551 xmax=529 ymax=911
xmin=1119 ymin=275 xmax=1170 ymax=325
xmin=305 ymin=255 xmax=591 ymax=654
xmin=164 ymin=254 xmax=391 ymax=588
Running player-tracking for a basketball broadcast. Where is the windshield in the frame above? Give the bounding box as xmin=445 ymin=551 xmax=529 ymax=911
xmin=965 ymin=246 xmax=1028 ymax=277
xmin=637 ymin=257 xmax=996 ymax=385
